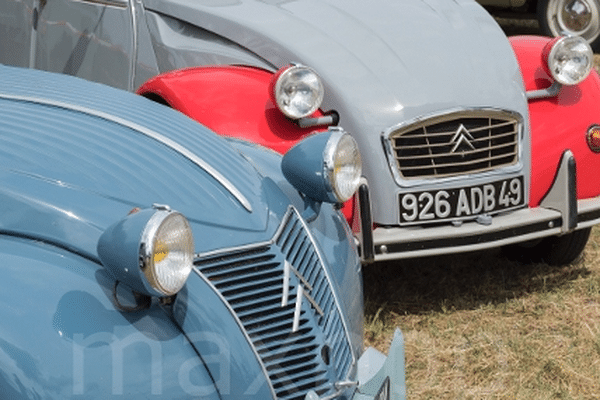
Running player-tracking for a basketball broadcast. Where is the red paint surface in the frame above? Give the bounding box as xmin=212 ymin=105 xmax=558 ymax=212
xmin=137 ymin=66 xmax=324 ymax=154
xmin=137 ymin=66 xmax=357 ymax=220
xmin=510 ymin=36 xmax=600 ymax=206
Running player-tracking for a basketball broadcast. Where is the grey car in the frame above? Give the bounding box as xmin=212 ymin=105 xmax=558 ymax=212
xmin=3 ymin=0 xmax=600 ymax=266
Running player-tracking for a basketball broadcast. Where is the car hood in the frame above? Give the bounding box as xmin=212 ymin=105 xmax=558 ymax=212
xmin=144 ymin=0 xmax=530 ymax=223
xmin=145 ymin=0 xmax=526 ymax=127
xmin=0 ymin=66 xmax=276 ymax=259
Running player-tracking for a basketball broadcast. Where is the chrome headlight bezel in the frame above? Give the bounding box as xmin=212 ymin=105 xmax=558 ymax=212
xmin=323 ymin=131 xmax=363 ymax=203
xmin=272 ymin=64 xmax=325 ymax=120
xmin=98 ymin=206 xmax=195 ymax=298
xmin=139 ymin=209 xmax=195 ymax=296
xmin=281 ymin=128 xmax=362 ymax=204
xmin=545 ymin=35 xmax=593 ymax=85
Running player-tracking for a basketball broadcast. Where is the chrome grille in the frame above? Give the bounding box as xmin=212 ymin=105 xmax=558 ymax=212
xmin=195 ymin=207 xmax=354 ymax=400
xmin=387 ymin=110 xmax=520 ymax=179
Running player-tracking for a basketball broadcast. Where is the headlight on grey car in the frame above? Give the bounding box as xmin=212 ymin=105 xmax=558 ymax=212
xmin=282 ymin=127 xmax=362 ymax=204
xmin=544 ymin=35 xmax=593 ymax=85
xmin=97 ymin=205 xmax=194 ymax=297
xmin=271 ymin=64 xmax=324 ymax=119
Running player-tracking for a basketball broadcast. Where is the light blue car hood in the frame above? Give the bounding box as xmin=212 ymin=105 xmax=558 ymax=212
xmin=0 ymin=65 xmax=274 ymax=259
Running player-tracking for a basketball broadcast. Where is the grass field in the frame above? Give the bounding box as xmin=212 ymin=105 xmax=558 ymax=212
xmin=361 ymin=16 xmax=600 ymax=399
xmin=363 ymin=228 xmax=600 ymax=399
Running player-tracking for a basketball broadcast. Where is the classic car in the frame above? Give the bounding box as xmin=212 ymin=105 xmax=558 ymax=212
xmin=477 ymin=0 xmax=600 ymax=50
xmin=3 ymin=0 xmax=600 ymax=266
xmin=0 ymin=64 xmax=404 ymax=400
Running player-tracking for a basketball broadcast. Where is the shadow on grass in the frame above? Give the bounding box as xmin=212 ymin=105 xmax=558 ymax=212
xmin=362 ymin=250 xmax=591 ymax=316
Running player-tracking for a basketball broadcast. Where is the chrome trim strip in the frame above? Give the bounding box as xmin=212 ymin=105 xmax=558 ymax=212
xmin=72 ymin=0 xmax=128 ymax=8
xmin=128 ymin=0 xmax=137 ymax=92
xmin=0 ymin=93 xmax=253 ymax=212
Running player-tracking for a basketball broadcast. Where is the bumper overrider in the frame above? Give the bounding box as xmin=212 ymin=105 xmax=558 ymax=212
xmin=357 ymin=150 xmax=600 ymax=263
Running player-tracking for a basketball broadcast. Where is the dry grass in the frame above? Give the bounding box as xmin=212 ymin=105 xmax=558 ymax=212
xmin=365 ymin=229 xmax=600 ymax=399
xmin=363 ymin=228 xmax=600 ymax=398
xmin=362 ymin=16 xmax=600 ymax=399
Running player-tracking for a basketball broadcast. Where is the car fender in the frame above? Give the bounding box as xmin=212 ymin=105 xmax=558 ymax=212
xmin=137 ymin=66 xmax=326 ymax=154
xmin=0 ymin=237 xmax=219 ymax=400
xmin=509 ymin=35 xmax=600 ymax=206
xmin=138 ymin=67 xmax=357 ymax=221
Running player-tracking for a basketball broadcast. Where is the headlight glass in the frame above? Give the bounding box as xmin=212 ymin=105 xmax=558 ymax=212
xmin=274 ymin=65 xmax=324 ymax=119
xmin=546 ymin=36 xmax=593 ymax=85
xmin=142 ymin=211 xmax=194 ymax=296
xmin=326 ymin=132 xmax=362 ymax=203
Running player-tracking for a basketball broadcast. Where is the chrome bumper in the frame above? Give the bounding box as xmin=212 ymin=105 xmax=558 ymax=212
xmin=357 ymin=150 xmax=600 ymax=262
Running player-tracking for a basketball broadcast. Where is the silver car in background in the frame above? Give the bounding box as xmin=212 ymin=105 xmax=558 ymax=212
xmin=477 ymin=0 xmax=600 ymax=50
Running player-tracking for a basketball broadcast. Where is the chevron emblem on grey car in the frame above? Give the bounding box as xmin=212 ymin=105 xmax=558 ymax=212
xmin=450 ymin=124 xmax=476 ymax=153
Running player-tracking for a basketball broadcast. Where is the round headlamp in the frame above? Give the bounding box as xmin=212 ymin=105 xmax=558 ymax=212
xmin=544 ymin=35 xmax=593 ymax=85
xmin=273 ymin=65 xmax=324 ymax=119
xmin=281 ymin=128 xmax=362 ymax=204
xmin=325 ymin=131 xmax=362 ymax=203
xmin=140 ymin=210 xmax=194 ymax=296
xmin=98 ymin=207 xmax=195 ymax=297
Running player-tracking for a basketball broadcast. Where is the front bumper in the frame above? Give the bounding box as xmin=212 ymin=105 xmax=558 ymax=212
xmin=354 ymin=329 xmax=406 ymax=400
xmin=357 ymin=150 xmax=600 ymax=262
xmin=305 ymin=329 xmax=406 ymax=400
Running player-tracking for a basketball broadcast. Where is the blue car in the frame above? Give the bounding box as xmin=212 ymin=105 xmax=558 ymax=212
xmin=0 ymin=65 xmax=404 ymax=400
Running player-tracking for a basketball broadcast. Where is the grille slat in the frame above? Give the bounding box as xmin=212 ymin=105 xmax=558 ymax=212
xmin=388 ymin=111 xmax=520 ymax=179
xmin=239 ymin=304 xmax=296 ymax=325
xmin=195 ymin=207 xmax=354 ymax=399
xmin=397 ymin=148 xmax=518 ymax=169
xmin=205 ymin=260 xmax=279 ymax=282
xmin=395 ymin=131 xmax=517 ymax=154
xmin=218 ymin=278 xmax=283 ymax=298
xmin=272 ymin=370 xmax=328 ymax=389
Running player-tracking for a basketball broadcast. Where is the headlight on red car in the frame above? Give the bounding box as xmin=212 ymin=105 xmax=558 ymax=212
xmin=543 ymin=35 xmax=593 ymax=86
xmin=271 ymin=64 xmax=325 ymax=119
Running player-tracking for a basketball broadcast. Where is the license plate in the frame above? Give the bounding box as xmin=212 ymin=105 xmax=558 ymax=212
xmin=399 ymin=176 xmax=524 ymax=225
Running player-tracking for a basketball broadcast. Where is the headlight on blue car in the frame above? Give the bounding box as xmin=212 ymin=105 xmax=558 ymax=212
xmin=544 ymin=35 xmax=593 ymax=85
xmin=282 ymin=127 xmax=362 ymax=204
xmin=97 ymin=205 xmax=194 ymax=297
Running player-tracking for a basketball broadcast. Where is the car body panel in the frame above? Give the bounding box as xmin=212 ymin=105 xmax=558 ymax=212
xmin=0 ymin=236 xmax=218 ymax=400
xmin=137 ymin=66 xmax=326 ymax=154
xmin=2 ymin=0 xmax=599 ymax=264
xmin=138 ymin=0 xmax=532 ymax=225
xmin=509 ymin=35 xmax=600 ymax=204
xmin=0 ymin=65 xmax=387 ymax=399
